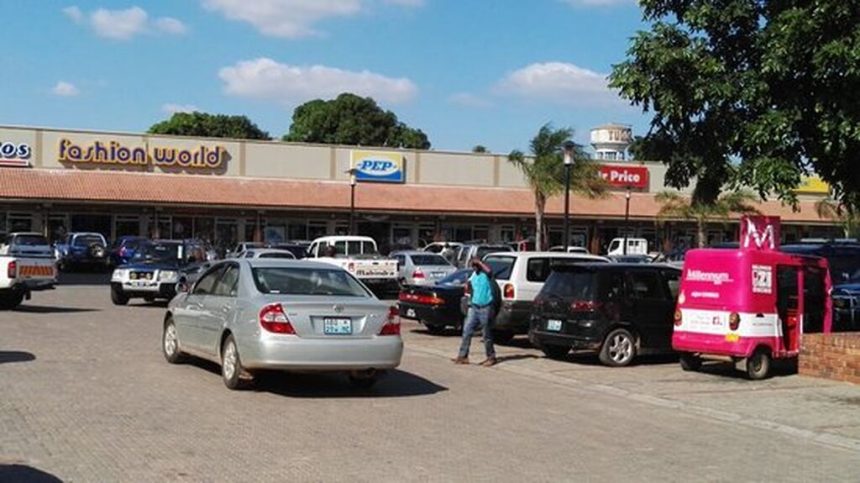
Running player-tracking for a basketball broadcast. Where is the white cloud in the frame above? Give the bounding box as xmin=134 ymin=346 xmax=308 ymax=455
xmin=63 ymin=6 xmax=84 ymax=23
xmin=161 ymin=103 xmax=200 ymax=114
xmin=52 ymin=81 xmax=80 ymax=97
xmin=202 ymin=0 xmax=362 ymax=38
xmin=448 ymin=92 xmax=493 ymax=108
xmin=219 ymin=58 xmax=417 ymax=105
xmin=495 ymin=61 xmax=624 ymax=107
xmin=561 ymin=0 xmax=634 ymax=6
xmin=64 ymin=5 xmax=187 ymax=40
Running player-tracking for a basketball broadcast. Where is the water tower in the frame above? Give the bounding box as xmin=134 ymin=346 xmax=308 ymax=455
xmin=590 ymin=123 xmax=632 ymax=161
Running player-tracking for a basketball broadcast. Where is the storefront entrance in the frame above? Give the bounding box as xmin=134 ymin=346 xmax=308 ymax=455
xmin=71 ymin=214 xmax=111 ymax=240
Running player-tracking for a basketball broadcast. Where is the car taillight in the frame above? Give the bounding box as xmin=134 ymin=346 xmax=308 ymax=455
xmin=729 ymin=312 xmax=740 ymax=331
xmin=399 ymin=292 xmax=444 ymax=305
xmin=503 ymin=283 xmax=514 ymax=299
xmin=674 ymin=309 xmax=683 ymax=326
xmin=570 ymin=300 xmax=600 ymax=311
xmin=413 ymin=268 xmax=425 ymax=279
xmin=7 ymin=260 xmax=16 ymax=279
xmin=259 ymin=303 xmax=296 ymax=334
xmin=379 ymin=306 xmax=400 ymax=335
xmin=347 ymin=262 xmax=355 ymax=272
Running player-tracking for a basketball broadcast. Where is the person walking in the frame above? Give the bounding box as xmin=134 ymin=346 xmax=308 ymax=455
xmin=453 ymin=257 xmax=497 ymax=366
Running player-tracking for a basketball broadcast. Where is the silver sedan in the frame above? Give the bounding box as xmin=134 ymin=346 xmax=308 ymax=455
xmin=162 ymin=259 xmax=403 ymax=390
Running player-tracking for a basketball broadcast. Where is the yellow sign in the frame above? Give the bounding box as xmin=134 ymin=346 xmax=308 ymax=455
xmin=58 ymin=138 xmax=226 ymax=170
xmin=350 ymin=150 xmax=404 ymax=183
xmin=794 ymin=176 xmax=829 ymax=195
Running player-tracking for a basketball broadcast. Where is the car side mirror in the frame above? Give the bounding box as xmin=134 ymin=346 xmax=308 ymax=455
xmin=176 ymin=278 xmax=190 ymax=294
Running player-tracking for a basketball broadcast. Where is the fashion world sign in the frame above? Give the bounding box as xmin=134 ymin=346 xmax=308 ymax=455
xmin=58 ymin=138 xmax=227 ymax=170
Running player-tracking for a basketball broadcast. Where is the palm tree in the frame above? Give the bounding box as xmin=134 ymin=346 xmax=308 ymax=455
xmin=656 ymin=190 xmax=760 ymax=248
xmin=509 ymin=124 xmax=605 ymax=250
xmin=815 ymin=198 xmax=859 ymax=238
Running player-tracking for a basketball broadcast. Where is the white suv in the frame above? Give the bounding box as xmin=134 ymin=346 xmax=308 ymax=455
xmin=482 ymin=251 xmax=610 ymax=343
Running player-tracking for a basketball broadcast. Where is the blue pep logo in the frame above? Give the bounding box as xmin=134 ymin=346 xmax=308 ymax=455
xmin=357 ymin=159 xmax=398 ymax=176
xmin=351 ymin=151 xmax=405 ymax=183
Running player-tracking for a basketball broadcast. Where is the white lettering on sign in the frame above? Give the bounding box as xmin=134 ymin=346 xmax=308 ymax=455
xmin=598 ymin=165 xmax=649 ymax=189
xmin=686 ymin=270 xmax=734 ymax=285
xmin=742 ymin=217 xmax=777 ymax=250
xmin=752 ymin=264 xmax=773 ymax=294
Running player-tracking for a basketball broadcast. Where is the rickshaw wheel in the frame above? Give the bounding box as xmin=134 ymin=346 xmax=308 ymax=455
xmin=746 ymin=349 xmax=772 ymax=380
xmin=679 ymin=353 xmax=701 ymax=372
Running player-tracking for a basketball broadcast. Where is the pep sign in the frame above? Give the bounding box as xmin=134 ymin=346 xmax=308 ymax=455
xmin=350 ymin=150 xmax=405 ymax=183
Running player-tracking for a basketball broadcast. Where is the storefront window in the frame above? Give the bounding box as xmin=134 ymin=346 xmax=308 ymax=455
xmin=418 ymin=223 xmax=436 ymax=245
xmin=473 ymin=225 xmax=489 ymax=243
xmin=172 ymin=217 xmax=192 ymax=239
xmin=47 ymin=215 xmax=67 ymax=244
xmin=194 ymin=218 xmax=215 ymax=244
xmin=157 ymin=217 xmax=172 ymax=240
xmin=71 ymin=214 xmax=110 ymax=239
xmin=454 ymin=226 xmax=471 ymax=242
xmin=9 ymin=213 xmax=33 ymax=233
xmin=499 ymin=225 xmax=515 ymax=243
xmin=334 ymin=222 xmax=349 ymax=236
xmin=308 ymin=221 xmax=327 ymax=240
xmin=115 ymin=216 xmax=140 ymax=238
xmin=392 ymin=224 xmax=413 ymax=247
xmin=264 ymin=225 xmax=286 ymax=244
xmin=216 ymin=219 xmax=238 ymax=251
xmin=245 ymin=218 xmax=264 ymax=242
xmin=288 ymin=222 xmax=309 ymax=241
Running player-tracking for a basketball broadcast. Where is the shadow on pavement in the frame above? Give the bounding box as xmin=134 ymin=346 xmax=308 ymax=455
xmin=696 ymin=359 xmax=798 ymax=380
xmin=494 ymin=354 xmax=539 ymax=364
xmin=58 ymin=272 xmax=111 ymax=286
xmin=0 ymin=464 xmax=63 ymax=482
xmin=410 ymin=327 xmax=461 ymax=337
xmin=0 ymin=351 xmax=36 ymax=364
xmin=13 ymin=305 xmax=100 ymax=314
xmin=562 ymin=352 xmax=679 ymax=367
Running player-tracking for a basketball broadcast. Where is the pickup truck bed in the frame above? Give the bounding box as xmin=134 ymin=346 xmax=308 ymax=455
xmin=0 ymin=256 xmax=58 ymax=309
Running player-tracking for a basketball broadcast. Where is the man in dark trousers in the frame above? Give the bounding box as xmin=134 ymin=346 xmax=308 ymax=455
xmin=453 ymin=257 xmax=497 ymax=366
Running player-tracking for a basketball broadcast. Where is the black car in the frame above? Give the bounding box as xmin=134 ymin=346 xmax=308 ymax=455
xmin=109 ymin=240 xmax=209 ymax=305
xmin=529 ymin=263 xmax=681 ymax=366
xmin=398 ymin=269 xmax=471 ymax=334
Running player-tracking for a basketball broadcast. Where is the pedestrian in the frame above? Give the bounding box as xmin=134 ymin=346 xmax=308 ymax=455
xmin=453 ymin=257 xmax=497 ymax=367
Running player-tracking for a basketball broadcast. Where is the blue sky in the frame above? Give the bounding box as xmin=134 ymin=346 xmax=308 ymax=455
xmin=0 ymin=0 xmax=648 ymax=153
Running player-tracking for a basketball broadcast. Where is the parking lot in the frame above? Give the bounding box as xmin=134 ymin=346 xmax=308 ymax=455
xmin=2 ymin=276 xmax=860 ymax=482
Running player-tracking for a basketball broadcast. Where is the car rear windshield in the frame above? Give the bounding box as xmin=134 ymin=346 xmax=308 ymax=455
xmin=438 ymin=269 xmax=471 ymax=286
xmin=483 ymin=255 xmax=515 ymax=280
xmin=73 ymin=234 xmax=105 ymax=246
xmin=252 ymin=267 xmax=371 ymax=297
xmin=13 ymin=234 xmax=49 ymax=246
xmin=541 ymin=267 xmax=597 ymax=300
xmin=410 ymin=254 xmax=450 ymax=266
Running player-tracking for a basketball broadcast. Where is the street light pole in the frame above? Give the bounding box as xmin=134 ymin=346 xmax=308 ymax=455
xmin=562 ymin=141 xmax=575 ymax=250
xmin=624 ymin=186 xmax=631 ymax=255
xmin=349 ymin=171 xmax=357 ymax=236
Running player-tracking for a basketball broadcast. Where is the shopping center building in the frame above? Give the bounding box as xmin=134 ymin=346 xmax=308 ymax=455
xmin=0 ymin=124 xmax=839 ymax=254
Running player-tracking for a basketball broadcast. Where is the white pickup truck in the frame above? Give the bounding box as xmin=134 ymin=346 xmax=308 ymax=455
xmin=0 ymin=233 xmax=58 ymax=309
xmin=307 ymin=236 xmax=399 ymax=295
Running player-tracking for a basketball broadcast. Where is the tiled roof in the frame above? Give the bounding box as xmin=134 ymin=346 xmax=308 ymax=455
xmin=0 ymin=168 xmax=829 ymax=223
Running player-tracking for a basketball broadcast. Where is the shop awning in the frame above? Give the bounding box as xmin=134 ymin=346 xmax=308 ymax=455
xmin=0 ymin=168 xmax=830 ymax=223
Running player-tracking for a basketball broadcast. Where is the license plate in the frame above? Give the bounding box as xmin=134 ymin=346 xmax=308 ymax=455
xmin=129 ymin=281 xmax=151 ymax=287
xmin=432 ymin=272 xmax=446 ymax=278
xmin=406 ymin=308 xmax=416 ymax=318
xmin=546 ymin=319 xmax=562 ymax=332
xmin=323 ymin=317 xmax=352 ymax=335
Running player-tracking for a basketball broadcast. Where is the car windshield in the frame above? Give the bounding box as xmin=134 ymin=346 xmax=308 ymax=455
xmin=541 ymin=267 xmax=596 ymax=300
xmin=483 ymin=255 xmax=515 ymax=280
xmin=252 ymin=267 xmax=371 ymax=297
xmin=14 ymin=234 xmax=49 ymax=246
xmin=438 ymin=269 xmax=471 ymax=286
xmin=73 ymin=234 xmax=104 ymax=246
xmin=134 ymin=242 xmax=182 ymax=262
xmin=410 ymin=254 xmax=450 ymax=266
xmin=259 ymin=252 xmax=295 ymax=259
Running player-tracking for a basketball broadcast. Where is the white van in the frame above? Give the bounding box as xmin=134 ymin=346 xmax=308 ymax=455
xmin=481 ymin=251 xmax=610 ymax=343
xmin=606 ymin=238 xmax=648 ymax=256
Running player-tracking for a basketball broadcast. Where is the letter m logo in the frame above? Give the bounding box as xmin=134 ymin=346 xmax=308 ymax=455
xmin=740 ymin=216 xmax=781 ymax=251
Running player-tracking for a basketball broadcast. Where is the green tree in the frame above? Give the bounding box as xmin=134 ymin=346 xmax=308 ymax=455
xmin=610 ymin=0 xmax=860 ymax=207
xmin=509 ymin=124 xmax=605 ymax=250
xmin=815 ymin=199 xmax=859 ymax=239
xmin=148 ymin=112 xmax=270 ymax=140
xmin=656 ymin=190 xmax=760 ymax=248
xmin=283 ymin=93 xmax=430 ymax=149
xmin=472 ymin=145 xmax=488 ymax=153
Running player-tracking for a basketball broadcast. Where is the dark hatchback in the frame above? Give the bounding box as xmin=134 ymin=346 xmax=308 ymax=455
xmin=529 ymin=263 xmax=681 ymax=366
xmin=398 ymin=269 xmax=471 ymax=334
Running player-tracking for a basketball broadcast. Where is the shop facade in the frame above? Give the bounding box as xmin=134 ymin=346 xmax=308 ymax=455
xmin=0 ymin=125 xmax=840 ymax=254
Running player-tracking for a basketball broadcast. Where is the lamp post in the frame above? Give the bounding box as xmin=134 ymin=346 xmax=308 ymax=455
xmin=561 ymin=141 xmax=576 ymax=250
xmin=623 ymin=186 xmax=631 ymax=255
xmin=345 ymin=168 xmax=357 ymax=235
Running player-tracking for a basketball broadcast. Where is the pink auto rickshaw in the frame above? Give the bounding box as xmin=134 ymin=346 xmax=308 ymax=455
xmin=672 ymin=223 xmax=833 ymax=379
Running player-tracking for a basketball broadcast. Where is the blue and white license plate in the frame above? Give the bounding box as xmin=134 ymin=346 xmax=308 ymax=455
xmin=546 ymin=319 xmax=563 ymax=332
xmin=323 ymin=317 xmax=352 ymax=335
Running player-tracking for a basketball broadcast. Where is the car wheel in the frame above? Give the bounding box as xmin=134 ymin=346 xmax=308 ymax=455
xmin=162 ymin=318 xmax=186 ymax=364
xmin=0 ymin=292 xmax=24 ymax=310
xmin=491 ymin=329 xmax=515 ymax=345
xmin=599 ymin=328 xmax=637 ymax=367
xmin=424 ymin=323 xmax=446 ymax=335
xmin=221 ymin=335 xmax=248 ymax=390
xmin=348 ymin=369 xmax=379 ymax=389
xmin=110 ymin=286 xmax=129 ymax=306
xmin=541 ymin=344 xmax=570 ymax=360
xmin=746 ymin=349 xmax=772 ymax=380
xmin=144 ymin=295 xmax=156 ymax=303
xmin=679 ymin=352 xmax=702 ymax=372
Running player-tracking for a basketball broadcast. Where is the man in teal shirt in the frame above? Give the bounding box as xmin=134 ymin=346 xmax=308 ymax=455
xmin=453 ymin=257 xmax=497 ymax=366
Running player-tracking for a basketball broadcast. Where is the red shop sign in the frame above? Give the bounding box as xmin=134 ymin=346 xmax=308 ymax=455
xmin=598 ymin=165 xmax=649 ymax=190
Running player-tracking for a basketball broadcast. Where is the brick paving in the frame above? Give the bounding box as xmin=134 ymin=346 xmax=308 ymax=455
xmin=2 ymin=281 xmax=860 ymax=482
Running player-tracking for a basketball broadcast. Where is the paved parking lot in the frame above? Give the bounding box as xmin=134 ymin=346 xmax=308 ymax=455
xmin=2 ymin=276 xmax=860 ymax=482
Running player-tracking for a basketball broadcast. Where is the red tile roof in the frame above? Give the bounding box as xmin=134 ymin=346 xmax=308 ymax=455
xmin=0 ymin=168 xmax=830 ymax=223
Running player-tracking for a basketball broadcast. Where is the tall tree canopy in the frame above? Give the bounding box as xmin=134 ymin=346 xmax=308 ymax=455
xmin=148 ymin=112 xmax=270 ymax=140
xmin=283 ymin=93 xmax=430 ymax=149
xmin=610 ymin=0 xmax=860 ymax=207
xmin=509 ymin=124 xmax=605 ymax=250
